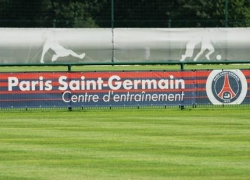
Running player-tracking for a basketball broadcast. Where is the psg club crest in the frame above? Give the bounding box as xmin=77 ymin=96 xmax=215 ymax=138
xmin=206 ymin=70 xmax=247 ymax=105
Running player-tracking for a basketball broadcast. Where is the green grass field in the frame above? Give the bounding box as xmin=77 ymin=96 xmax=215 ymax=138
xmin=1 ymin=107 xmax=250 ymax=180
xmin=0 ymin=64 xmax=250 ymax=72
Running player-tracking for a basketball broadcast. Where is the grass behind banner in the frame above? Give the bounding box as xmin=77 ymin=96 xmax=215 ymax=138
xmin=0 ymin=108 xmax=250 ymax=180
xmin=0 ymin=64 xmax=250 ymax=72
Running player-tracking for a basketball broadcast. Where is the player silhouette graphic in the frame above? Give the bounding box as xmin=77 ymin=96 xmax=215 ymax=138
xmin=40 ymin=31 xmax=85 ymax=63
xmin=180 ymin=32 xmax=215 ymax=61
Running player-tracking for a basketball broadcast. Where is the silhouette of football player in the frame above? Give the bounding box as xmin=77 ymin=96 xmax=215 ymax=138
xmin=180 ymin=37 xmax=200 ymax=61
xmin=193 ymin=36 xmax=214 ymax=61
xmin=180 ymin=33 xmax=215 ymax=61
xmin=40 ymin=31 xmax=85 ymax=63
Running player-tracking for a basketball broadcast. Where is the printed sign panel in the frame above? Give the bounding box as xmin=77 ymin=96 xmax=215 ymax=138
xmin=0 ymin=71 xmax=196 ymax=108
xmin=0 ymin=28 xmax=250 ymax=64
xmin=0 ymin=70 xmax=249 ymax=108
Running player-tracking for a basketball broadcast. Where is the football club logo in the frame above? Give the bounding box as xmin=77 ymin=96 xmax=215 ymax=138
xmin=206 ymin=70 xmax=247 ymax=105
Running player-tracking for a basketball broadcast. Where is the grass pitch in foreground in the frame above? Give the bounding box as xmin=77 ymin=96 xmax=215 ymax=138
xmin=0 ymin=108 xmax=250 ymax=180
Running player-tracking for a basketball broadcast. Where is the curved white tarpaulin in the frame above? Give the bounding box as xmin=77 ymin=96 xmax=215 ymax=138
xmin=0 ymin=28 xmax=112 ymax=64
xmin=0 ymin=28 xmax=250 ymax=64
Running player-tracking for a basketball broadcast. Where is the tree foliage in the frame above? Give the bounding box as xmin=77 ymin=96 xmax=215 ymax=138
xmin=175 ymin=0 xmax=250 ymax=27
xmin=48 ymin=0 xmax=108 ymax=27
xmin=0 ymin=0 xmax=250 ymax=28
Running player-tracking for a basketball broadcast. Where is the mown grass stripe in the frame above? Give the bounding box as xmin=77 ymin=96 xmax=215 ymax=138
xmin=0 ymin=108 xmax=250 ymax=180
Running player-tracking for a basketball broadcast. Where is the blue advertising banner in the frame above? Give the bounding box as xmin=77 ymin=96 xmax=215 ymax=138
xmin=0 ymin=70 xmax=249 ymax=108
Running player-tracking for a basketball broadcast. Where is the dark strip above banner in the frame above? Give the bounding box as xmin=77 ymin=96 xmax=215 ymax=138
xmin=0 ymin=70 xmax=249 ymax=108
xmin=0 ymin=28 xmax=250 ymax=64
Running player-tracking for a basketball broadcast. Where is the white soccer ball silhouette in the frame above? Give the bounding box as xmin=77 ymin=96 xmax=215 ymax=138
xmin=216 ymin=55 xmax=222 ymax=60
